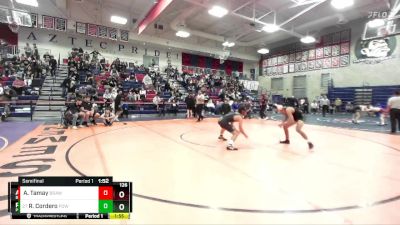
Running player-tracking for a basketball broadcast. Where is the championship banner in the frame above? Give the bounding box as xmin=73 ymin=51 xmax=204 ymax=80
xmin=42 ymin=15 xmax=54 ymax=29
xmin=55 ymin=17 xmax=66 ymax=31
xmin=98 ymin=26 xmax=108 ymax=38
xmin=76 ymin=22 xmax=86 ymax=34
xmin=109 ymin=28 xmax=117 ymax=40
xmin=87 ymin=24 xmax=98 ymax=37
xmin=120 ymin=30 xmax=129 ymax=42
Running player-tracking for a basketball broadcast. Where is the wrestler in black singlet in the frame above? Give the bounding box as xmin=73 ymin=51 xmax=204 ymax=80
xmin=218 ymin=112 xmax=239 ymax=133
xmin=292 ymin=108 xmax=303 ymax=121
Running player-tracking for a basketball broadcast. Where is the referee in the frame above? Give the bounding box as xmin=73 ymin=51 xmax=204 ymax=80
xmin=388 ymin=90 xmax=400 ymax=134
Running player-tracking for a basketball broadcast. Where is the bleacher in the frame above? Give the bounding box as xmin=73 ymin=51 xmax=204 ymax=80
xmin=0 ymin=76 xmax=44 ymax=119
xmin=328 ymin=85 xmax=400 ymax=107
xmin=69 ymin=68 xmax=184 ymax=115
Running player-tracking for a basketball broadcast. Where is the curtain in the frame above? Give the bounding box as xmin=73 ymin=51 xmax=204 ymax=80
xmin=181 ymin=52 xmax=243 ymax=73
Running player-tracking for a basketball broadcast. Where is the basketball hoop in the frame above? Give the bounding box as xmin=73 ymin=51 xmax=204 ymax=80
xmin=8 ymin=21 xmax=19 ymax=33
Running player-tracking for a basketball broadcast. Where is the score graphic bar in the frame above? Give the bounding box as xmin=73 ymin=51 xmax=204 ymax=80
xmin=8 ymin=177 xmax=132 ymax=220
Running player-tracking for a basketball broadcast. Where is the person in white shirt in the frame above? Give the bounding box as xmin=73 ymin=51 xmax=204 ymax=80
xmin=206 ymin=99 xmax=215 ymax=115
xmin=320 ymin=95 xmax=330 ymax=117
xmin=152 ymin=94 xmax=162 ymax=111
xmin=388 ymin=91 xmax=400 ymax=133
xmin=143 ymin=74 xmax=153 ymax=88
xmin=0 ymin=83 xmax=4 ymax=96
xmin=195 ymin=91 xmax=205 ymax=122
xmin=100 ymin=107 xmax=115 ymax=126
xmin=139 ymin=88 xmax=146 ymax=101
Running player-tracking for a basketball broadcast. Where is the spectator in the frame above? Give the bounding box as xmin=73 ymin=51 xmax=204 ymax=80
xmin=60 ymin=76 xmax=71 ymax=98
xmin=24 ymin=43 xmax=32 ymax=58
xmin=73 ymin=98 xmax=86 ymax=129
xmin=388 ymin=90 xmax=400 ymax=134
xmin=101 ymin=107 xmax=116 ymax=126
xmin=133 ymin=88 xmax=140 ymax=101
xmin=170 ymin=98 xmax=178 ymax=116
xmin=90 ymin=49 xmax=101 ymax=62
xmin=81 ymin=95 xmax=100 ymax=126
xmin=43 ymin=52 xmax=50 ymax=61
xmin=164 ymin=80 xmax=171 ymax=92
xmin=139 ymin=87 xmax=146 ymax=101
xmin=185 ymin=93 xmax=195 ymax=118
xmin=33 ymin=43 xmax=39 ymax=60
xmin=0 ymin=83 xmax=4 ymax=96
xmin=345 ymin=102 xmax=354 ymax=113
xmin=127 ymin=89 xmax=135 ymax=101
xmin=303 ymin=99 xmax=309 ymax=114
xmin=121 ymin=103 xmax=129 ymax=118
xmin=320 ymin=95 xmax=330 ymax=117
xmin=109 ymin=64 xmax=119 ymax=77
xmin=335 ymin=98 xmax=342 ymax=113
xmin=49 ymin=55 xmax=57 ymax=77
xmin=152 ymin=93 xmax=162 ymax=111
xmin=64 ymin=99 xmax=83 ymax=129
xmin=195 ymin=91 xmax=205 ymax=122
xmin=220 ymin=98 xmax=231 ymax=115
xmin=259 ymin=94 xmax=267 ymax=119
xmin=12 ymin=77 xmax=26 ymax=95
xmin=143 ymin=74 xmax=153 ymax=88
xmin=285 ymin=96 xmax=299 ymax=108
xmin=205 ymin=99 xmax=215 ymax=115
xmin=158 ymin=98 xmax=166 ymax=117
xmin=329 ymin=103 xmax=335 ymax=114
xmin=103 ymin=88 xmax=113 ymax=107
xmin=114 ymin=90 xmax=123 ymax=121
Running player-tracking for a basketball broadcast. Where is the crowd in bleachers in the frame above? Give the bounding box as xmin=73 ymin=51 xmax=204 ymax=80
xmin=0 ymin=43 xmax=57 ymax=119
xmin=61 ymin=47 xmax=258 ymax=128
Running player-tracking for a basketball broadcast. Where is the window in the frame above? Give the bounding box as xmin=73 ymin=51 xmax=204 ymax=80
xmin=321 ymin=73 xmax=331 ymax=94
xmin=321 ymin=73 xmax=331 ymax=87
xmin=271 ymin=77 xmax=283 ymax=91
xmin=293 ymin=75 xmax=307 ymax=98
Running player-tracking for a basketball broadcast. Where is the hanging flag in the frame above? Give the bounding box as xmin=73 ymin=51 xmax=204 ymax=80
xmin=42 ymin=15 xmax=54 ymax=29
xmin=87 ymin=24 xmax=98 ymax=37
xmin=76 ymin=22 xmax=86 ymax=34
xmin=109 ymin=27 xmax=117 ymax=40
xmin=55 ymin=17 xmax=67 ymax=31
xmin=120 ymin=30 xmax=129 ymax=42
xmin=98 ymin=26 xmax=108 ymax=38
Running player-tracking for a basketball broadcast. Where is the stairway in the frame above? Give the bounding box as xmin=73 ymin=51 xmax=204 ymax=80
xmin=32 ymin=65 xmax=68 ymax=121
xmin=160 ymin=72 xmax=188 ymax=97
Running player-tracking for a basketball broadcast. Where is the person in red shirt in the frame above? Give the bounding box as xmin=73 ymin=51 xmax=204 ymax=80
xmin=12 ymin=77 xmax=26 ymax=95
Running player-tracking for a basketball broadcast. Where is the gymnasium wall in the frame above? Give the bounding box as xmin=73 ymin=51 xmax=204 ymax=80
xmin=16 ymin=27 xmax=257 ymax=76
xmin=17 ymin=26 xmax=182 ymax=70
xmin=258 ymin=18 xmax=400 ymax=100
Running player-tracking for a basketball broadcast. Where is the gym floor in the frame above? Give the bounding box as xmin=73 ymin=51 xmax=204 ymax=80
xmin=0 ymin=113 xmax=399 ymax=224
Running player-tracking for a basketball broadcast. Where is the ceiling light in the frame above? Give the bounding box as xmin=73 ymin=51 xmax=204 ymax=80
xmin=15 ymin=0 xmax=38 ymax=7
xmin=111 ymin=15 xmax=127 ymax=25
xmin=176 ymin=30 xmax=190 ymax=38
xmin=300 ymin=36 xmax=316 ymax=43
xmin=208 ymin=5 xmax=228 ymax=18
xmin=222 ymin=41 xmax=235 ymax=47
xmin=368 ymin=19 xmax=385 ymax=28
xmin=257 ymin=48 xmax=270 ymax=54
xmin=262 ymin=23 xmax=280 ymax=33
xmin=330 ymin=0 xmax=354 ymax=9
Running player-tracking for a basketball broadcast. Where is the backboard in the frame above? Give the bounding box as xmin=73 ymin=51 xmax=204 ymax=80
xmin=0 ymin=6 xmax=32 ymax=27
xmin=362 ymin=16 xmax=399 ymax=40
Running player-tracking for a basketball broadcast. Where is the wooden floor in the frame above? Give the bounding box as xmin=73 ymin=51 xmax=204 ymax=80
xmin=1 ymin=118 xmax=400 ymax=224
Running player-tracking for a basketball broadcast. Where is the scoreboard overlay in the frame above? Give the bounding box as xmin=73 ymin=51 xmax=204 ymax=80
xmin=7 ymin=177 xmax=132 ymax=219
